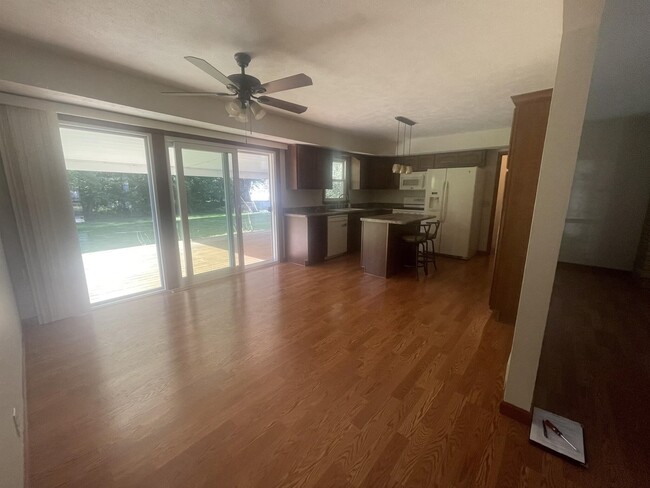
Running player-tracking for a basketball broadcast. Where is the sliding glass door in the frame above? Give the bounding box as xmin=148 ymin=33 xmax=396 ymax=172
xmin=60 ymin=125 xmax=162 ymax=303
xmin=167 ymin=141 xmax=278 ymax=283
xmin=60 ymin=124 xmax=278 ymax=304
xmin=168 ymin=142 xmax=241 ymax=283
xmin=238 ymin=150 xmax=276 ymax=266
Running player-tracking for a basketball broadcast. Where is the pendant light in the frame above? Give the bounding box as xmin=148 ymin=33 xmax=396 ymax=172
xmin=392 ymin=116 xmax=416 ymax=174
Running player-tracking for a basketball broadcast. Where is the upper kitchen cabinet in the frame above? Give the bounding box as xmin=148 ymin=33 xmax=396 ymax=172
xmin=412 ymin=154 xmax=435 ymax=172
xmin=286 ymin=144 xmax=333 ymax=190
xmin=351 ymin=156 xmax=399 ymax=190
xmin=435 ymin=150 xmax=486 ymax=168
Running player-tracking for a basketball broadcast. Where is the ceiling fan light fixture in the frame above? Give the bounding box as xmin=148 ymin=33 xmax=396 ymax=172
xmin=225 ymin=99 xmax=242 ymax=117
xmin=235 ymin=111 xmax=249 ymax=123
xmin=250 ymin=101 xmax=266 ymax=120
xmin=174 ymin=54 xmax=312 ymax=123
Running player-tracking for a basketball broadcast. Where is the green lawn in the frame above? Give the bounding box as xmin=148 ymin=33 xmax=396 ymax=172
xmin=76 ymin=212 xmax=272 ymax=253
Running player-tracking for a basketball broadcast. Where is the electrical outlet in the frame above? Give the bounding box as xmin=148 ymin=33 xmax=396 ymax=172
xmin=12 ymin=407 xmax=21 ymax=438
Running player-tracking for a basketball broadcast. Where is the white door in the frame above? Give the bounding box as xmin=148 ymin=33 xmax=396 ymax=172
xmin=439 ymin=167 xmax=477 ymax=257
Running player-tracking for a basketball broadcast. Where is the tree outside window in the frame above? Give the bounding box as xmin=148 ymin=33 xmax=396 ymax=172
xmin=324 ymin=158 xmax=347 ymax=202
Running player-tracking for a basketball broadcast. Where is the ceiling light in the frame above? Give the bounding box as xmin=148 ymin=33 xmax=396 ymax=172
xmin=393 ymin=116 xmax=417 ymax=173
xmin=250 ymin=101 xmax=266 ymax=121
xmin=226 ymin=100 xmax=242 ymax=117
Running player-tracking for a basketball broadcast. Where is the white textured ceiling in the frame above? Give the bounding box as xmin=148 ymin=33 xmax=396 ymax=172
xmin=0 ymin=0 xmax=562 ymax=140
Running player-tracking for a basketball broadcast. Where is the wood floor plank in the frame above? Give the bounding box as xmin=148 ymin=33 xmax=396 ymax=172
xmin=25 ymin=254 xmax=644 ymax=487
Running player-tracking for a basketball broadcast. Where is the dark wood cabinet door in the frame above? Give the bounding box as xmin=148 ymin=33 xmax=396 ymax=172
xmin=363 ymin=157 xmax=398 ymax=189
xmin=287 ymin=145 xmax=334 ymax=190
xmin=435 ymin=150 xmax=486 ymax=168
xmin=318 ymin=147 xmax=333 ymax=189
xmin=415 ymin=154 xmax=435 ymax=171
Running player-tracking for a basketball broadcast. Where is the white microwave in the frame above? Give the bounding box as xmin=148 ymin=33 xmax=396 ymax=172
xmin=399 ymin=172 xmax=426 ymax=190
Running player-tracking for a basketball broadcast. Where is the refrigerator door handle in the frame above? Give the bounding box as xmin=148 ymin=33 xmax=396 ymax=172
xmin=441 ymin=180 xmax=449 ymax=222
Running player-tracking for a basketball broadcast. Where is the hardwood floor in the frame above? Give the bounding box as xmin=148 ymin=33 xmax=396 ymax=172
xmin=534 ymin=263 xmax=650 ymax=488
xmin=24 ymin=255 xmax=592 ymax=487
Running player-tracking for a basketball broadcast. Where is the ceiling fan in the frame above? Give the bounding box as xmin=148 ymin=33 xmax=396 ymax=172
xmin=163 ymin=52 xmax=312 ymax=123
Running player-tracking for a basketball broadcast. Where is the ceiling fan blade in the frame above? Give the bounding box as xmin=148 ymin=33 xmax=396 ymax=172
xmin=162 ymin=91 xmax=234 ymax=96
xmin=184 ymin=56 xmax=239 ymax=90
xmin=257 ymin=96 xmax=308 ymax=114
xmin=260 ymin=73 xmax=312 ymax=94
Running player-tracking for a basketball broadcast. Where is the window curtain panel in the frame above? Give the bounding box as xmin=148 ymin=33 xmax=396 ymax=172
xmin=0 ymin=104 xmax=89 ymax=324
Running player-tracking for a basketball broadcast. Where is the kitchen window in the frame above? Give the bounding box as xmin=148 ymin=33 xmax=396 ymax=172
xmin=324 ymin=157 xmax=347 ymax=202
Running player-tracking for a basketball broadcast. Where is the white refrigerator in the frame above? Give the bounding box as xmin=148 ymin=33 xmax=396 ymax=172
xmin=424 ymin=167 xmax=485 ymax=259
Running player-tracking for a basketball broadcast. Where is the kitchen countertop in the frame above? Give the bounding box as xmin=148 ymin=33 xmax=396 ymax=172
xmin=360 ymin=213 xmax=432 ymax=225
xmin=284 ymin=208 xmax=386 ymax=218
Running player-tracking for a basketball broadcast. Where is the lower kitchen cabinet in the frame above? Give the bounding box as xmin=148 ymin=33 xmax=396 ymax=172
xmin=284 ymin=215 xmax=327 ymax=265
xmin=285 ymin=210 xmax=389 ymax=265
xmin=347 ymin=209 xmax=387 ymax=252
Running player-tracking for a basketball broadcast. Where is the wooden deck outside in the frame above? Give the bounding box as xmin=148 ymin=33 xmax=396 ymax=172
xmin=82 ymin=231 xmax=274 ymax=303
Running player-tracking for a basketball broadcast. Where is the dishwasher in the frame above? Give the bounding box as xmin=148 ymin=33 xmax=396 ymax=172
xmin=327 ymin=215 xmax=348 ymax=258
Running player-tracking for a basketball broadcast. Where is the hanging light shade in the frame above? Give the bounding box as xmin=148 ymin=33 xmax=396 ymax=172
xmin=392 ymin=163 xmax=401 ymax=174
xmin=405 ymin=166 xmax=413 ymax=174
xmin=226 ymin=100 xmax=242 ymax=117
xmin=235 ymin=111 xmax=249 ymax=123
xmin=249 ymin=101 xmax=266 ymax=120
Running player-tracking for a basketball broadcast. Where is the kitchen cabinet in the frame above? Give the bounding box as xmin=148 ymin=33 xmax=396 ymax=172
xmin=434 ymin=150 xmax=486 ymax=168
xmin=351 ymin=156 xmax=399 ymax=190
xmin=284 ymin=214 xmax=327 ymax=265
xmin=413 ymin=154 xmax=435 ymax=172
xmin=347 ymin=209 xmax=387 ymax=252
xmin=286 ymin=144 xmax=333 ymax=190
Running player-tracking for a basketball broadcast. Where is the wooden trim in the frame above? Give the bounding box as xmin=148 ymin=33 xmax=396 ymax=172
xmin=511 ymin=88 xmax=553 ymax=105
xmin=499 ymin=401 xmax=533 ymax=425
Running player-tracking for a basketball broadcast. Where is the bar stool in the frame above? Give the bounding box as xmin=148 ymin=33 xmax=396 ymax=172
xmin=401 ymin=221 xmax=440 ymax=277
xmin=425 ymin=220 xmax=441 ymax=271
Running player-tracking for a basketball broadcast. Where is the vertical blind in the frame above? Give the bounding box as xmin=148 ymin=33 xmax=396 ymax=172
xmin=0 ymin=105 xmax=89 ymax=324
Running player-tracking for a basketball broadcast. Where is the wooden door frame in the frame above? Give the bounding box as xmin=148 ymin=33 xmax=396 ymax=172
xmin=486 ymin=151 xmax=509 ymax=254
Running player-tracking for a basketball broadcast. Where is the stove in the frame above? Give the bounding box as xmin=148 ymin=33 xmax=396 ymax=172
xmin=397 ymin=196 xmax=425 ymax=214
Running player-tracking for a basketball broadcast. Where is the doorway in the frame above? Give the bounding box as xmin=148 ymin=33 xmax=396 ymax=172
xmin=487 ymin=152 xmax=509 ymax=254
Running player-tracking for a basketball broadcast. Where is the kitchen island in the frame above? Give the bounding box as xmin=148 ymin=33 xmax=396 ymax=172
xmin=360 ymin=213 xmax=432 ymax=278
xmin=284 ymin=207 xmax=389 ymax=266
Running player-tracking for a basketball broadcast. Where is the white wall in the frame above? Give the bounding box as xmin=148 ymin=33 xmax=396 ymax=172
xmin=559 ymin=115 xmax=650 ymax=270
xmin=503 ymin=0 xmax=606 ymax=411
xmin=0 ymin=237 xmax=25 ymax=488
